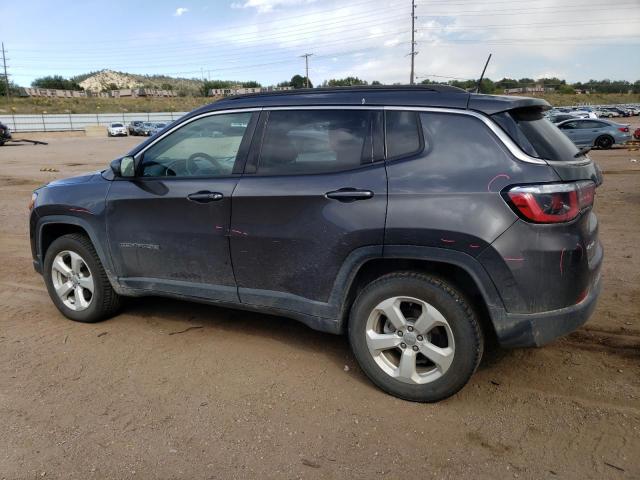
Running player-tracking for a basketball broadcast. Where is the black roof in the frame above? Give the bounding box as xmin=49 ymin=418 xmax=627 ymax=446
xmin=186 ymin=84 xmax=550 ymax=119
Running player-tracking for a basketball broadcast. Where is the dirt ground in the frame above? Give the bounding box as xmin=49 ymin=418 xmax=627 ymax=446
xmin=1 ymin=128 xmax=639 ymax=480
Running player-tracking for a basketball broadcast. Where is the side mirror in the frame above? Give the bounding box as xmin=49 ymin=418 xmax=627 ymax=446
xmin=110 ymin=156 xmax=136 ymax=178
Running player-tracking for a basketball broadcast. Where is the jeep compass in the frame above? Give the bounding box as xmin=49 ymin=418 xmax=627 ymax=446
xmin=29 ymin=86 xmax=603 ymax=402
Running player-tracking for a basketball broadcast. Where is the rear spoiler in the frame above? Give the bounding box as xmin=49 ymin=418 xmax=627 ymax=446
xmin=467 ymin=94 xmax=551 ymax=115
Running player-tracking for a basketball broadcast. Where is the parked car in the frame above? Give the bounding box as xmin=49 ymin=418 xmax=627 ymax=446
xmin=128 ymin=120 xmax=144 ymax=136
xmin=139 ymin=122 xmax=156 ymax=136
xmin=556 ymin=118 xmax=632 ymax=149
xmin=149 ymin=122 xmax=167 ymax=136
xmin=548 ymin=113 xmax=580 ymax=124
xmin=0 ymin=121 xmax=11 ymax=146
xmin=634 ymin=127 xmax=640 ymax=140
xmin=28 ymin=86 xmax=603 ymax=402
xmin=570 ymin=110 xmax=597 ymax=119
xmin=602 ymin=108 xmax=620 ymax=117
xmin=107 ymin=122 xmax=127 ymax=137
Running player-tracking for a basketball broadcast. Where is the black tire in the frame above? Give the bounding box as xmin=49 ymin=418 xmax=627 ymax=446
xmin=43 ymin=233 xmax=121 ymax=323
xmin=595 ymin=135 xmax=613 ymax=149
xmin=348 ymin=272 xmax=483 ymax=402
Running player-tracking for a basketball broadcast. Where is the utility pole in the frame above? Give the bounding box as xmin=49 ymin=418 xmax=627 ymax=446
xmin=409 ymin=0 xmax=418 ymax=85
xmin=300 ymin=53 xmax=313 ymax=88
xmin=1 ymin=42 xmax=10 ymax=101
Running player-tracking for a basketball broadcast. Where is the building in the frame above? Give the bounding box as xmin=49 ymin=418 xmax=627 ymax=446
xmin=503 ymin=85 xmax=555 ymax=95
xmin=20 ymin=87 xmax=87 ymax=98
xmin=209 ymin=86 xmax=293 ymax=97
xmin=21 ymin=87 xmax=176 ymax=98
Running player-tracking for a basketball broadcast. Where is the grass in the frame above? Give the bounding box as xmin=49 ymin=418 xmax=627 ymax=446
xmin=1 ymin=93 xmax=639 ymax=114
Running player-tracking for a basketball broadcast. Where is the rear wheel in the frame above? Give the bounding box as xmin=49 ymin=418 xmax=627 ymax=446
xmin=348 ymin=272 xmax=483 ymax=402
xmin=595 ymin=135 xmax=613 ymax=149
xmin=43 ymin=234 xmax=121 ymax=323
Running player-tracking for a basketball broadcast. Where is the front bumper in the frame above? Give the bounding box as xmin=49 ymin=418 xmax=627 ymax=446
xmin=493 ymin=274 xmax=602 ymax=348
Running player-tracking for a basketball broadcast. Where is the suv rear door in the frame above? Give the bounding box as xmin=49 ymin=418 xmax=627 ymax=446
xmin=229 ymin=108 xmax=386 ymax=317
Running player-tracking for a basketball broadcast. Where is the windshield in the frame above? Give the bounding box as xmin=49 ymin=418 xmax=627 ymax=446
xmin=492 ymin=107 xmax=582 ymax=162
xmin=111 ymin=123 xmax=123 ymax=127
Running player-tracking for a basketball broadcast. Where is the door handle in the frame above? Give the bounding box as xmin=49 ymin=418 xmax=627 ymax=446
xmin=325 ymin=188 xmax=374 ymax=202
xmin=187 ymin=191 xmax=223 ymax=203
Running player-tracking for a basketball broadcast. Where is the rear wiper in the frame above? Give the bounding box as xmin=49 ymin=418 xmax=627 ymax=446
xmin=574 ymin=146 xmax=591 ymax=158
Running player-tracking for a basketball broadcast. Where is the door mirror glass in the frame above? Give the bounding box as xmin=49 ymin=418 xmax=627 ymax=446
xmin=111 ymin=156 xmax=135 ymax=177
xmin=120 ymin=156 xmax=136 ymax=177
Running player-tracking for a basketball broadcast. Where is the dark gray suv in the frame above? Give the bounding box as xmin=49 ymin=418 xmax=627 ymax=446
xmin=29 ymin=86 xmax=603 ymax=402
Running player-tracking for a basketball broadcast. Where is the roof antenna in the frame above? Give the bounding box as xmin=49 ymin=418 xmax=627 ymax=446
xmin=475 ymin=53 xmax=492 ymax=94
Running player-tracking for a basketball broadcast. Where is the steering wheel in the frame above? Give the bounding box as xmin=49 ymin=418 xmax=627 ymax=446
xmin=186 ymin=152 xmax=224 ymax=176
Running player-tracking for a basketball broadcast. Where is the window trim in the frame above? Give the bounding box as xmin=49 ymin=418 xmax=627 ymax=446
xmin=131 ymin=105 xmax=550 ymax=170
xmin=251 ymin=108 xmax=381 ymax=177
xmin=383 ymin=110 xmax=425 ymax=161
xmin=133 ymin=108 xmax=261 ymax=179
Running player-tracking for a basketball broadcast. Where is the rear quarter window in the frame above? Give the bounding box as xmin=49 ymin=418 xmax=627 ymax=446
xmin=492 ymin=107 xmax=581 ymax=162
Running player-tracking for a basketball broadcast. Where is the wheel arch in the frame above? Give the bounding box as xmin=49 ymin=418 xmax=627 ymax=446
xmin=338 ymin=246 xmax=506 ymax=341
xmin=36 ymin=215 xmax=118 ymax=287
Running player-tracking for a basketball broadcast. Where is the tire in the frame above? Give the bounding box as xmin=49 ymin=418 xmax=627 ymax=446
xmin=595 ymin=135 xmax=614 ymax=150
xmin=43 ymin=233 xmax=121 ymax=323
xmin=348 ymin=272 xmax=483 ymax=402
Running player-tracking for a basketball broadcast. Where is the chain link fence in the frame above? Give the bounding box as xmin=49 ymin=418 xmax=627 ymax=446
xmin=0 ymin=112 xmax=188 ymax=132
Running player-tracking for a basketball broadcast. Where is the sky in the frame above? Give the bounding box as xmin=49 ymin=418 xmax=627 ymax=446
xmin=1 ymin=0 xmax=639 ymax=87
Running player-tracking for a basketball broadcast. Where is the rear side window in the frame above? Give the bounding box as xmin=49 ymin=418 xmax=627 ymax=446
xmin=385 ymin=111 xmax=422 ymax=158
xmin=492 ymin=107 xmax=581 ymax=161
xmin=258 ymin=110 xmax=373 ymax=175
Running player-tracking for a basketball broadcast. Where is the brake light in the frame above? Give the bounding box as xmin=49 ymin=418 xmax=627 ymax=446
xmin=505 ymin=181 xmax=595 ymax=224
xmin=618 ymin=127 xmax=629 ymax=132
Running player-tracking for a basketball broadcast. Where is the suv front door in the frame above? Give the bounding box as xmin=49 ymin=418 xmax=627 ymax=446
xmin=230 ymin=108 xmax=387 ymax=319
xmin=106 ymin=110 xmax=257 ymax=302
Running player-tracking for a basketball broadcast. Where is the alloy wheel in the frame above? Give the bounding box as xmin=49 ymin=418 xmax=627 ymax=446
xmin=51 ymin=250 xmax=94 ymax=311
xmin=365 ymin=296 xmax=455 ymax=384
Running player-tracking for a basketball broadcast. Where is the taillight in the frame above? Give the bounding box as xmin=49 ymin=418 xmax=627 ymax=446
xmin=505 ymin=181 xmax=595 ymax=224
xmin=618 ymin=127 xmax=629 ymax=133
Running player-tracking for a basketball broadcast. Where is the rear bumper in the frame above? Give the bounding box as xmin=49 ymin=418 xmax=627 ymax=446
xmin=493 ymin=274 xmax=602 ymax=348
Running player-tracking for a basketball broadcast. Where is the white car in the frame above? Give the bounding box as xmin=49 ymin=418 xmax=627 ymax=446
xmin=571 ymin=110 xmax=597 ymax=119
xmin=107 ymin=122 xmax=128 ymax=137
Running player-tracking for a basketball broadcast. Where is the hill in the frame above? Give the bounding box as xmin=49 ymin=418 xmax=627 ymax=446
xmin=73 ymin=69 xmax=203 ymax=94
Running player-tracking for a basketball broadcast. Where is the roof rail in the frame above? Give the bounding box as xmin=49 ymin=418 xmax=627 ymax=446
xmin=224 ymin=84 xmax=467 ymax=100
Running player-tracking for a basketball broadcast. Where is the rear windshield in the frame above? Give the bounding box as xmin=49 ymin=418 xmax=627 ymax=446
xmin=492 ymin=107 xmax=581 ymax=162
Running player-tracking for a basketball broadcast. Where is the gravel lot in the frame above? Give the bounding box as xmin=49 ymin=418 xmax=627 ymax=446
xmin=1 ymin=129 xmax=639 ymax=479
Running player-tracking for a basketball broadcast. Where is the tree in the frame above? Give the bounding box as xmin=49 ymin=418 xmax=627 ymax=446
xmin=200 ymin=80 xmax=233 ymax=96
xmin=0 ymin=77 xmax=20 ymax=97
xmin=241 ymin=81 xmax=262 ymax=88
xmin=371 ymin=80 xmax=382 ymax=85
xmin=326 ymin=77 xmax=367 ymax=87
xmin=32 ymin=75 xmax=83 ymax=91
xmin=290 ymin=74 xmax=312 ymax=89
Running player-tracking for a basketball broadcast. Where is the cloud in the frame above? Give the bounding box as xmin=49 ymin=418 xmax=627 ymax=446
xmin=231 ymin=0 xmax=316 ymax=14
xmin=173 ymin=7 xmax=189 ymax=16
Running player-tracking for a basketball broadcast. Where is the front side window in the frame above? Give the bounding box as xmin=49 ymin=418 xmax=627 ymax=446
xmin=140 ymin=112 xmax=252 ymax=177
xmin=257 ymin=110 xmax=373 ymax=175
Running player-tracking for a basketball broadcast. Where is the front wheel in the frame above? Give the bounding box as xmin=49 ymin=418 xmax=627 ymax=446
xmin=43 ymin=233 xmax=121 ymax=323
xmin=348 ymin=272 xmax=483 ymax=402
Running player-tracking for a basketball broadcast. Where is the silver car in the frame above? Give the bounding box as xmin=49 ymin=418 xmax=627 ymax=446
xmin=556 ymin=118 xmax=632 ymax=149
